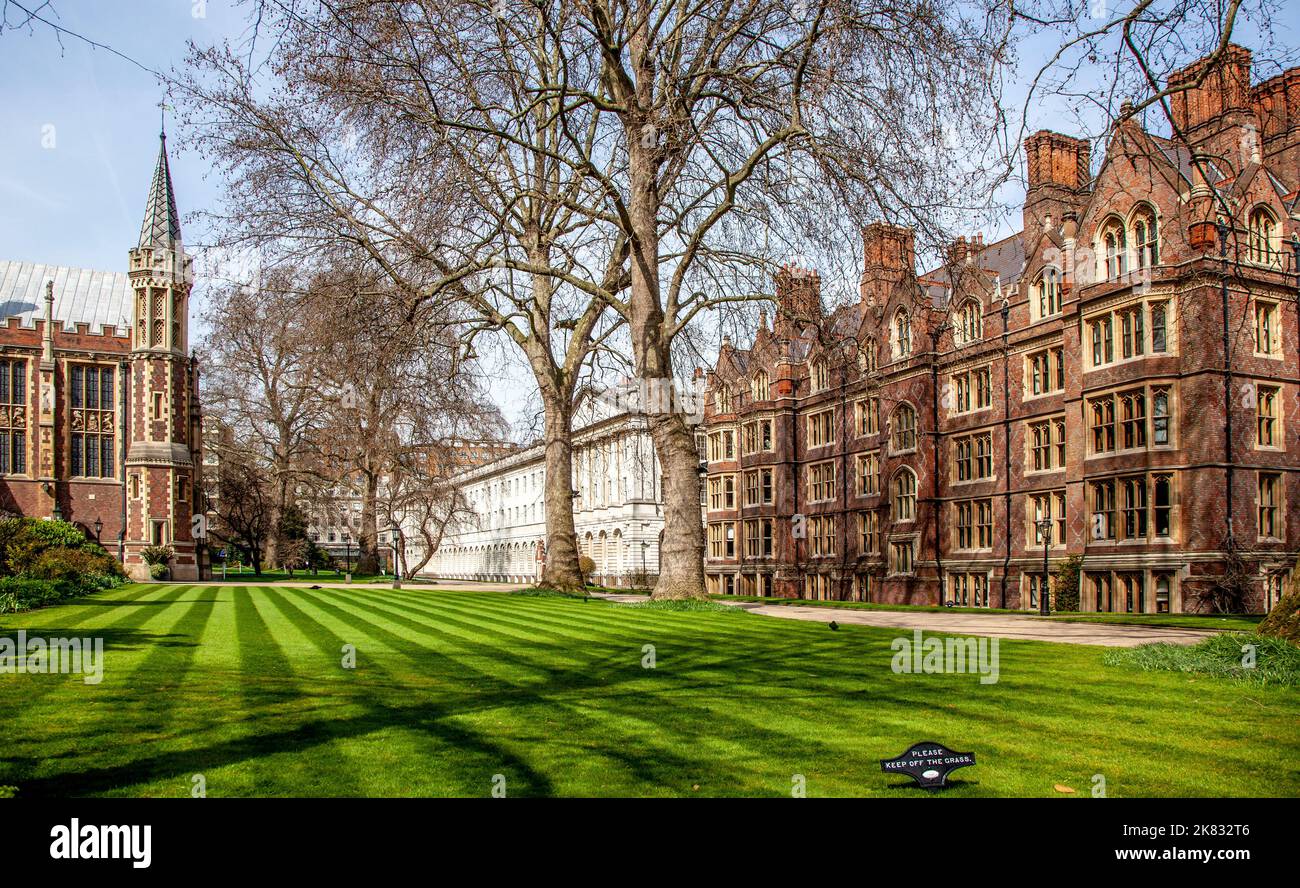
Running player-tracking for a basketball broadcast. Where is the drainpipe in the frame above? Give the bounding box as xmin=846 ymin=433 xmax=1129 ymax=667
xmin=1000 ymin=297 xmax=1012 ymax=609
xmin=1217 ymin=222 xmax=1234 ymax=542
xmin=119 ymin=359 xmax=129 ymax=564
xmin=838 ymin=344 xmax=851 ymax=600
xmin=929 ymin=353 xmax=944 ymax=605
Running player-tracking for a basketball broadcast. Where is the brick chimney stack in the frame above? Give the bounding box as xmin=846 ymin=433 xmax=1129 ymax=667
xmin=1250 ymin=64 xmax=1300 ymax=172
xmin=774 ymin=266 xmax=822 ymax=338
xmin=860 ymin=223 xmax=915 ymax=309
xmin=1023 ymin=130 xmax=1091 ymax=254
xmin=1025 ymin=130 xmax=1091 ymax=194
xmin=1168 ymin=45 xmax=1253 ymax=135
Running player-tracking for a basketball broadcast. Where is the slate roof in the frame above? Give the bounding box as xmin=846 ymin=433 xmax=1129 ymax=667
xmin=0 ymin=260 xmax=133 ymax=335
xmin=138 ymin=132 xmax=183 ymax=249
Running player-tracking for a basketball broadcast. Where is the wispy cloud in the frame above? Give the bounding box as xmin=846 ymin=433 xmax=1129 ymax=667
xmin=0 ymin=174 xmax=63 ymax=210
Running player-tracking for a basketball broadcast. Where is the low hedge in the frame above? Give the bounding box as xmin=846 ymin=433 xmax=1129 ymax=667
xmin=0 ymin=575 xmax=115 ymax=614
xmin=0 ymin=517 xmax=126 ymax=613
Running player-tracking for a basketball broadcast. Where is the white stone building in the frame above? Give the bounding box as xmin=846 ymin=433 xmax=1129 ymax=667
xmin=424 ymin=396 xmax=701 ymax=586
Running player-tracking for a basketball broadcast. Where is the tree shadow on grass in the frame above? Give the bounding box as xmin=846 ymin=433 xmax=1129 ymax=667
xmin=8 ymin=587 xmax=1297 ymax=797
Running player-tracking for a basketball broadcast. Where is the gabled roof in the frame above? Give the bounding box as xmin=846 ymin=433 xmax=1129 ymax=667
xmin=0 ymin=260 xmax=133 ymax=335
xmin=920 ymin=231 xmax=1026 ymax=296
xmin=1150 ymin=135 xmax=1228 ymax=189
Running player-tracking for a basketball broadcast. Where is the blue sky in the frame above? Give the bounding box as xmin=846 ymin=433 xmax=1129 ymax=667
xmin=0 ymin=1 xmax=248 ymax=273
xmin=2 ymin=1 xmax=1298 ymax=431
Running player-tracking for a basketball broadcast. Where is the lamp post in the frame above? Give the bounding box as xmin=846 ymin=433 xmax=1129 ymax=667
xmin=641 ymin=540 xmax=649 ymax=590
xmin=93 ymin=517 xmax=103 ymax=543
xmin=571 ymin=488 xmax=585 ymax=588
xmin=1035 ymin=516 xmax=1053 ymax=616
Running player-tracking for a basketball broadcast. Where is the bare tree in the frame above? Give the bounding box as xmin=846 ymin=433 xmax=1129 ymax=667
xmin=379 ymin=446 xmax=474 ymax=576
xmin=304 ymin=262 xmax=505 ymax=574
xmin=178 ymin=0 xmax=1013 ymax=598
xmin=208 ymin=436 xmax=275 ymax=575
xmin=175 ymin=6 xmax=630 ymax=590
xmin=200 ymin=268 xmax=327 ymax=568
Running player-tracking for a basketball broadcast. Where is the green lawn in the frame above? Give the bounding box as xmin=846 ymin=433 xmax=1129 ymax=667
xmin=0 ymin=583 xmax=1295 ymax=797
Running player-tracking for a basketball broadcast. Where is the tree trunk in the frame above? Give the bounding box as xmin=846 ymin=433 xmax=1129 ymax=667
xmin=541 ymin=396 xmax=583 ymax=589
xmin=624 ymin=106 xmax=708 ymax=600
xmin=357 ymin=471 xmax=380 ymax=574
xmin=648 ymin=408 xmax=706 ymax=599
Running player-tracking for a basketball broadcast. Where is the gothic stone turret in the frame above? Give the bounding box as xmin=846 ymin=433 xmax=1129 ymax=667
xmin=123 ymin=130 xmax=200 ymax=580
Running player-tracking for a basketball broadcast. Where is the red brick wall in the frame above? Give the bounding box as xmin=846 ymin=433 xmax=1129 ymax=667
xmin=702 ymin=56 xmax=1300 ymax=613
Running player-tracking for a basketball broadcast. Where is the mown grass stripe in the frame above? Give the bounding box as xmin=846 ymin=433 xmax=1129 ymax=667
xmin=9 ymin=586 xmax=219 ymax=797
xmin=260 ymin=587 xmax=558 ymax=796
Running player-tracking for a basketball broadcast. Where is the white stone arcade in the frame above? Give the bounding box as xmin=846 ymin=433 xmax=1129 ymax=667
xmin=422 ymin=398 xmax=693 ymax=586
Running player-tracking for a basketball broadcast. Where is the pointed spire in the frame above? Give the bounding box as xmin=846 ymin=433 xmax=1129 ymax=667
xmin=138 ymin=129 xmax=182 ymax=250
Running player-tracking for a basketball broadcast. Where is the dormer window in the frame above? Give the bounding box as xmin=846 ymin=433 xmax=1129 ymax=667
xmin=954 ymin=299 xmax=982 ymax=345
xmin=1248 ymin=206 xmax=1278 ymax=265
xmin=892 ymin=309 xmax=911 ymax=359
xmin=1101 ymin=217 xmax=1127 ymax=280
xmin=751 ymin=371 xmax=769 ymax=402
xmin=714 ymin=388 xmax=732 ymax=413
xmin=1035 ymin=267 xmax=1062 ymax=319
xmin=1131 ymin=205 xmax=1159 ymax=269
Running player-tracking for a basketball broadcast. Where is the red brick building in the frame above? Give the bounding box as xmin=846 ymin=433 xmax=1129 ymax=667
xmin=701 ymin=45 xmax=1298 ymax=613
xmin=0 ymin=131 xmax=204 ymax=580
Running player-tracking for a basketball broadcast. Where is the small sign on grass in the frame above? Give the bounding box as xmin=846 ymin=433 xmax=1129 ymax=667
xmin=880 ymin=742 xmax=976 ymax=789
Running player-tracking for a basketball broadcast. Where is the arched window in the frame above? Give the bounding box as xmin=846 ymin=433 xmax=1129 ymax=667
xmin=1131 ymin=205 xmax=1159 ymax=269
xmin=1249 ymin=206 xmax=1278 ymax=265
xmin=714 ymin=387 xmax=732 ymax=413
xmin=751 ymin=371 xmax=769 ymax=402
xmin=891 ymin=403 xmax=917 ymax=452
xmin=892 ymin=309 xmax=911 ymax=359
xmin=859 ymin=339 xmax=877 ymax=375
xmin=893 ymin=468 xmax=917 ymax=522
xmin=1101 ymin=217 xmax=1127 ymax=279
xmin=954 ymin=299 xmax=982 ymax=345
xmin=1035 ymin=266 xmax=1062 ymax=319
xmin=810 ymin=359 xmax=829 ymax=393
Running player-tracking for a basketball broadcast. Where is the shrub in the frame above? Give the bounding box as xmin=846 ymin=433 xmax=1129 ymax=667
xmin=0 ymin=517 xmax=126 ymax=611
xmin=0 ymin=577 xmax=86 ymax=613
xmin=1053 ymin=554 xmax=1083 ymax=612
xmin=10 ymin=518 xmax=91 ymax=551
xmin=578 ymin=555 xmax=596 ymax=578
xmin=0 ymin=516 xmax=121 ymax=575
xmin=140 ymin=545 xmax=173 ymax=566
xmin=27 ymin=547 xmax=121 ymax=584
xmin=148 ymin=563 xmax=169 ymax=580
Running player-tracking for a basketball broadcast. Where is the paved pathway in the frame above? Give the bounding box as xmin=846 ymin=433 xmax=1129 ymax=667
xmin=186 ymin=578 xmax=531 ymax=592
xmin=592 ymin=593 xmax=1217 ymax=647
